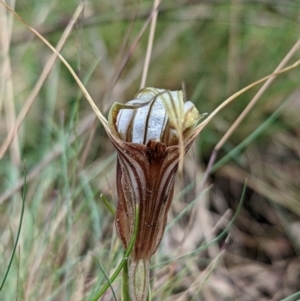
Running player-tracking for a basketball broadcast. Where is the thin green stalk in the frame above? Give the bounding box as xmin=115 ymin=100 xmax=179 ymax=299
xmin=60 ymin=118 xmax=73 ymax=301
xmin=95 ymin=259 xmax=118 ymax=301
xmin=122 ymin=259 xmax=130 ymax=301
xmin=0 ymin=162 xmax=27 ymax=291
xmin=90 ymin=206 xmax=139 ymax=301
xmin=147 ymin=285 xmax=152 ymax=301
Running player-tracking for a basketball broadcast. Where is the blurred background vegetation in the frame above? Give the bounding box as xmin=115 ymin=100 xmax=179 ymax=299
xmin=1 ymin=0 xmax=300 ymax=300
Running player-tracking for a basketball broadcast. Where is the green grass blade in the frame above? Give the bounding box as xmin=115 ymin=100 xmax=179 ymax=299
xmin=0 ymin=162 xmax=27 ymax=291
xmin=94 ymin=257 xmax=118 ymax=301
xmin=100 ymin=193 xmax=116 ymax=217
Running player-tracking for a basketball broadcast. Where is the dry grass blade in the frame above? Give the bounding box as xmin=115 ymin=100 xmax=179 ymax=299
xmin=0 ymin=1 xmax=20 ymax=165
xmin=140 ymin=0 xmax=161 ymax=89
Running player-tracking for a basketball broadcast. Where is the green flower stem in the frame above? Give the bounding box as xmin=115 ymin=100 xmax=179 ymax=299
xmin=122 ymin=258 xmax=130 ymax=301
xmin=90 ymin=206 xmax=139 ymax=301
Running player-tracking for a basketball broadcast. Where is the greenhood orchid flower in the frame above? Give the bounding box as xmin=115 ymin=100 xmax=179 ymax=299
xmin=107 ymin=87 xmax=201 ymax=301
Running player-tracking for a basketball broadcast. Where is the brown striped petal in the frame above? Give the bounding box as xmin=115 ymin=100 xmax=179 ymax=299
xmin=113 ymin=139 xmax=179 ymax=260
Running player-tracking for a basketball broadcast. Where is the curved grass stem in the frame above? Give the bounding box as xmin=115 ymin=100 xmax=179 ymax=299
xmin=0 ymin=162 xmax=27 ymax=291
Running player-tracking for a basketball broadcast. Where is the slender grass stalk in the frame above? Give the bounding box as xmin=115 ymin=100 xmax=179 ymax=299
xmin=0 ymin=162 xmax=27 ymax=291
xmin=95 ymin=258 xmax=118 ymax=301
xmin=59 ymin=117 xmax=73 ymax=301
